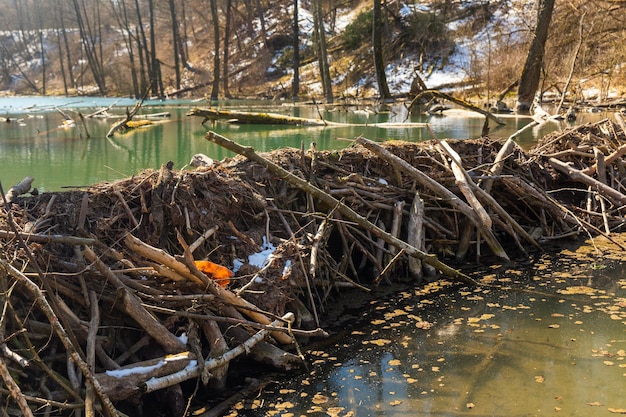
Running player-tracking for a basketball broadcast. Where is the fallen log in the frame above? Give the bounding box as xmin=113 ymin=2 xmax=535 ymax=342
xmin=1 ymin=176 xmax=34 ymax=206
xmin=408 ymin=89 xmax=506 ymax=126
xmin=188 ymin=107 xmax=332 ymax=126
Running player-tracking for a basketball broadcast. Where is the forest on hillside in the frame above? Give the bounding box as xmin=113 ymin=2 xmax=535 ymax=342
xmin=0 ymin=0 xmax=625 ymax=106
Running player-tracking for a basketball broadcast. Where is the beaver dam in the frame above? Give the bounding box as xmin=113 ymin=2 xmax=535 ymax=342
xmin=2 ymin=114 xmax=626 ymax=416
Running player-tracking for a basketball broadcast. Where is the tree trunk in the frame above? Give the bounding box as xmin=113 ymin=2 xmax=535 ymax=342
xmin=222 ymin=0 xmax=232 ymax=98
xmin=72 ymin=0 xmax=106 ymax=94
xmin=119 ymin=0 xmax=140 ymax=98
xmin=255 ymin=0 xmax=268 ymax=48
xmin=59 ymin=5 xmax=75 ymax=91
xmin=292 ymin=0 xmax=300 ymax=100
xmin=516 ymin=0 xmax=555 ymax=112
xmin=134 ymin=0 xmax=150 ymax=93
xmin=168 ymin=0 xmax=182 ymax=90
xmin=373 ymin=0 xmax=391 ymax=100
xmin=148 ymin=0 xmax=159 ymax=96
xmin=210 ymin=0 xmax=221 ymax=101
xmin=313 ymin=0 xmax=333 ymax=103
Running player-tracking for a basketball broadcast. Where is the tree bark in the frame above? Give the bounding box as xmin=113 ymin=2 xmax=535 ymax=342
xmin=168 ymin=0 xmax=182 ymax=90
xmin=516 ymin=0 xmax=555 ymax=112
xmin=373 ymin=0 xmax=391 ymax=100
xmin=222 ymin=0 xmax=233 ymax=98
xmin=313 ymin=0 xmax=333 ymax=103
xmin=292 ymin=0 xmax=300 ymax=100
xmin=210 ymin=0 xmax=220 ymax=101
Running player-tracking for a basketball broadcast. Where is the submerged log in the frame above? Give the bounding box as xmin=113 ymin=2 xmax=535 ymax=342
xmin=188 ymin=107 xmax=332 ymax=126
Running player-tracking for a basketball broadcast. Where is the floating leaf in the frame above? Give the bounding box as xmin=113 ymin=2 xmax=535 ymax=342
xmin=587 ymin=402 xmax=603 ymax=406
xmin=327 ymin=407 xmax=345 ymax=417
xmin=364 ymin=339 xmax=392 ymax=346
xmin=389 ymin=400 xmax=402 ymax=406
xmin=608 ymin=408 xmax=626 ymax=414
xmin=548 ymin=324 xmax=560 ymax=329
xmin=311 ymin=393 xmax=329 ymax=405
xmin=535 ymin=375 xmax=545 ymax=383
xmin=466 ymin=403 xmax=475 ymax=409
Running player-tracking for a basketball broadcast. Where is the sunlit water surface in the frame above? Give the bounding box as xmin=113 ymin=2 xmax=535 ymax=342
xmin=230 ymin=243 xmax=626 ymax=417
xmin=0 ymin=96 xmax=610 ymax=191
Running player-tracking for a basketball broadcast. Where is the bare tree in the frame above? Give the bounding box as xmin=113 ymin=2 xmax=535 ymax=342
xmin=373 ymin=0 xmax=390 ymax=100
xmin=209 ymin=0 xmax=220 ymax=100
xmin=292 ymin=0 xmax=300 ymax=100
xmin=72 ymin=0 xmax=107 ymax=94
xmin=168 ymin=0 xmax=182 ymax=90
xmin=313 ymin=0 xmax=333 ymax=103
xmin=516 ymin=0 xmax=556 ymax=112
xmin=223 ymin=0 xmax=233 ymax=98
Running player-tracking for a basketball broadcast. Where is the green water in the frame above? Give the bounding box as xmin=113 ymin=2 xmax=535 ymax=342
xmin=0 ymin=98 xmax=607 ymax=192
xmin=229 ymin=244 xmax=626 ymax=417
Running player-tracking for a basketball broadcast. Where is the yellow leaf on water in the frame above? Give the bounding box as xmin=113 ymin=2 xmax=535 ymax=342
xmin=364 ymin=339 xmax=392 ymax=346
xmin=548 ymin=324 xmax=560 ymax=329
xmin=604 ymin=361 xmax=615 ymax=366
xmin=587 ymin=402 xmax=603 ymax=406
xmin=608 ymin=408 xmax=626 ymax=414
xmin=389 ymin=400 xmax=402 ymax=406
xmin=312 ymin=393 xmax=329 ymax=405
xmin=326 ymin=407 xmax=345 ymax=417
xmin=535 ymin=375 xmax=545 ymax=383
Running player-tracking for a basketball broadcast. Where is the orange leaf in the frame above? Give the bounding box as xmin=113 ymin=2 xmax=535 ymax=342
xmin=194 ymin=260 xmax=232 ymax=288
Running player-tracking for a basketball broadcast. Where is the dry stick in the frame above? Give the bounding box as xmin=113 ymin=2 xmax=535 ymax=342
xmin=354 ymin=136 xmax=510 ymax=261
xmin=201 ymin=320 xmax=229 ymax=388
xmin=188 ymin=226 xmax=219 ymax=254
xmin=140 ymin=313 xmax=294 ymax=394
xmin=549 ymin=157 xmax=626 ymax=207
xmin=114 ymin=190 xmax=139 ymax=228
xmin=83 ymin=246 xmax=187 ymax=354
xmin=439 ymin=140 xmax=493 ymax=229
xmin=0 ymin=355 xmax=34 ymax=417
xmin=85 ymin=291 xmax=100 ymax=417
xmin=125 ymin=234 xmax=294 ymax=345
xmin=207 ymin=131 xmax=476 ymax=285
xmin=0 ymin=230 xmax=95 ymax=245
xmin=438 ymin=140 xmax=540 ymax=251
xmin=1 ymin=176 xmax=34 ymax=206
xmin=593 ymin=148 xmax=611 ymax=234
xmin=581 ymin=143 xmax=626 ymax=175
xmin=481 ymin=138 xmax=517 ymax=193
xmin=407 ymin=192 xmax=424 ymax=278
xmin=1 ymin=261 xmax=118 ymax=417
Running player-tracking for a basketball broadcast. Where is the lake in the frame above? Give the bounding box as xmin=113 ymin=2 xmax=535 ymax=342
xmin=0 ymin=96 xmax=608 ymax=192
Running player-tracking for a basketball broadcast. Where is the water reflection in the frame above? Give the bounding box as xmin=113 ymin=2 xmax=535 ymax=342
xmin=230 ymin=248 xmax=626 ymax=417
xmin=0 ymin=100 xmax=611 ymax=191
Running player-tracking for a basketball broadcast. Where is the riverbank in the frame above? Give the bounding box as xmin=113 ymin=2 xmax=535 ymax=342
xmin=1 ymin=115 xmax=625 ymax=416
